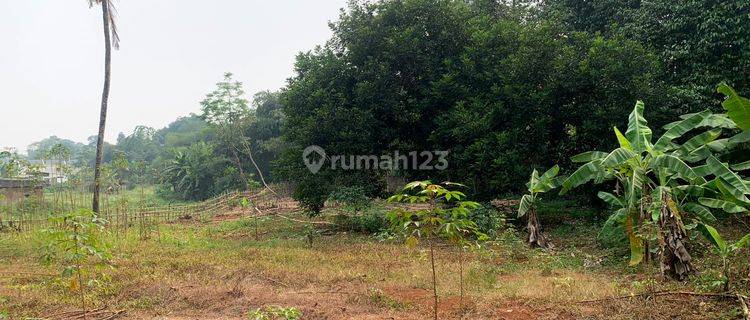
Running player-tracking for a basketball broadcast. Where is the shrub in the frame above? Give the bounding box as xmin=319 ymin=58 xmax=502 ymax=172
xmin=468 ymin=204 xmax=507 ymax=239
xmin=41 ymin=209 xmax=111 ymax=311
xmin=293 ymin=176 xmax=328 ymax=216
xmin=327 ymin=186 xmax=371 ymax=212
xmin=333 ymin=207 xmax=387 ymax=234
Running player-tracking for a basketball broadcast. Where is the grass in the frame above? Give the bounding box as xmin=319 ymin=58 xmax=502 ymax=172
xmin=0 ymin=204 xmax=747 ymax=319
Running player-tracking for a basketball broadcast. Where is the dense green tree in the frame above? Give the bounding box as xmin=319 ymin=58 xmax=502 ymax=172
xmin=280 ymin=0 xmax=664 ymax=206
xmin=28 ymin=136 xmax=93 ymax=167
xmin=246 ymin=91 xmax=286 ymax=182
xmin=546 ymin=0 xmax=750 ymax=114
xmin=154 ymin=114 xmax=211 ymax=148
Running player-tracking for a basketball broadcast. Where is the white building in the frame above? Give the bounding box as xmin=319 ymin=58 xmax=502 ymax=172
xmin=29 ymin=159 xmax=68 ymax=183
xmin=1 ymin=147 xmax=17 ymax=154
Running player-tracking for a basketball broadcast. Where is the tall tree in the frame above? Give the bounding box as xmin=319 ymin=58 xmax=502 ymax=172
xmin=200 ymin=73 xmax=252 ymax=190
xmin=89 ymin=0 xmax=120 ymax=213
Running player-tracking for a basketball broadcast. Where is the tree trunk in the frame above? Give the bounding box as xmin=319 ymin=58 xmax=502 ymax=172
xmin=92 ymin=0 xmax=113 ymax=214
xmin=640 ymin=188 xmax=651 ymax=264
xmin=229 ymin=146 xmax=249 ymax=190
xmin=240 ymin=139 xmax=275 ymax=195
xmin=658 ymin=192 xmax=692 ymax=280
xmin=527 ymin=208 xmax=547 ymax=248
xmin=459 ymin=247 xmax=464 ymax=311
xmin=429 ymin=238 xmax=438 ymax=320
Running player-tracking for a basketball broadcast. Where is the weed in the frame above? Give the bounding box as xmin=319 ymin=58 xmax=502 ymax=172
xmin=247 ymin=306 xmax=302 ymax=320
xmin=368 ymin=288 xmax=408 ymax=310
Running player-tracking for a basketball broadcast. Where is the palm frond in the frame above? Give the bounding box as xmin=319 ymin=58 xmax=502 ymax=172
xmin=89 ymin=0 xmax=120 ymax=49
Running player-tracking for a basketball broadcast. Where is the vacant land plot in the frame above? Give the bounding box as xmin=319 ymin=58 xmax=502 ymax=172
xmin=0 ymin=203 xmax=747 ymax=320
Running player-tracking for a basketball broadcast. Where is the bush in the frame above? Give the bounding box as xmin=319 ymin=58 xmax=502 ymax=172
xmin=468 ymin=204 xmax=507 ymax=239
xmin=327 ymin=186 xmax=371 ymax=212
xmin=357 ymin=209 xmax=387 ymax=233
xmin=333 ymin=207 xmax=388 ymax=234
xmin=292 ymin=175 xmax=329 ymax=216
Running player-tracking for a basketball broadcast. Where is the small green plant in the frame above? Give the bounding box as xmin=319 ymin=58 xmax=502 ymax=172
xmin=239 ymin=197 xmax=263 ymax=240
xmin=247 ymin=306 xmax=302 ymax=320
xmin=387 ymin=181 xmax=486 ymax=320
xmin=697 ymin=224 xmax=750 ymax=292
xmin=368 ymin=287 xmax=407 ymax=310
xmin=303 ymin=224 xmax=317 ymax=248
xmin=41 ymin=209 xmax=111 ymax=313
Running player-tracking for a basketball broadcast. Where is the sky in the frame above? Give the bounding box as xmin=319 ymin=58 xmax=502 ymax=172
xmin=0 ymin=0 xmax=348 ymax=153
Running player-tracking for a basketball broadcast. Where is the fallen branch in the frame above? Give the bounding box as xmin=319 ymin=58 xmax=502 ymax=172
xmin=273 ymin=214 xmax=336 ymax=226
xmin=579 ymin=290 xmax=747 ymax=303
xmin=255 ymin=273 xmax=290 ymax=288
xmin=100 ymin=310 xmax=126 ymax=320
xmin=289 ymin=290 xmax=367 ymax=297
xmin=0 ymin=271 xmax=56 ymax=277
xmin=44 ymin=306 xmax=106 ymax=319
xmin=579 ymin=290 xmax=750 ymax=317
xmin=739 ymin=294 xmax=749 ymax=320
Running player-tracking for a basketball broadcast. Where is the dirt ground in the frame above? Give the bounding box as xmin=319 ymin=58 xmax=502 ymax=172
xmin=0 ymin=204 xmax=747 ymax=319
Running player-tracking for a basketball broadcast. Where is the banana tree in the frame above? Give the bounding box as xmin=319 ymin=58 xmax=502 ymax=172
xmin=717 ymin=83 xmax=750 ymax=131
xmin=697 ymin=224 xmax=750 ymax=291
xmin=518 ymin=165 xmax=561 ymax=248
xmin=559 ymin=101 xmax=745 ymax=279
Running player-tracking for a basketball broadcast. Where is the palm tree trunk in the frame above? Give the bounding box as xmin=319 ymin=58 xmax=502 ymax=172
xmin=92 ymin=0 xmax=113 ymax=213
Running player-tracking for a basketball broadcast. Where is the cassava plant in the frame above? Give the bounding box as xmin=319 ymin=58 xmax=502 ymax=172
xmin=42 ymin=209 xmax=111 ymax=313
xmin=386 ymin=181 xmax=486 ymax=320
xmin=518 ymin=165 xmax=561 ymax=248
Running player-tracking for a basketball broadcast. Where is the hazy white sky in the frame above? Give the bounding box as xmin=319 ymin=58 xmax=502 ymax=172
xmin=0 ymin=0 xmax=348 ymax=152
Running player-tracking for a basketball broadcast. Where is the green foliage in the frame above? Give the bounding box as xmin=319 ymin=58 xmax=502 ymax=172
xmin=41 ymin=209 xmax=111 ymax=306
xmin=25 ymin=73 xmax=285 ymax=200
xmin=468 ymin=204 xmax=507 ymax=239
xmin=161 ymin=142 xmax=241 ymax=200
xmin=327 ymin=186 xmax=371 ymax=213
xmin=386 ymin=180 xmax=486 ymax=320
xmin=549 ymin=0 xmax=750 ymax=115
xmin=697 ymin=223 xmax=750 ymax=291
xmin=201 ymin=72 xmax=251 ymax=126
xmin=247 ymin=306 xmax=302 ymax=320
xmin=518 ymin=166 xmax=561 ymax=217
xmin=27 ymin=136 xmax=93 ymax=167
xmin=518 ymin=166 xmax=561 ymax=247
xmin=279 ymin=0 xmax=663 ymax=203
xmin=293 ymin=174 xmax=329 ymax=216
xmin=386 ymin=181 xmax=487 ymax=245
xmin=334 ymin=208 xmax=388 ymax=235
xmin=561 ymin=96 xmax=749 ymax=279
